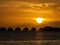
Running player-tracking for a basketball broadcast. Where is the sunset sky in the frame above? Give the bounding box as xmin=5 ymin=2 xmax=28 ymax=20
xmin=0 ymin=0 xmax=60 ymax=27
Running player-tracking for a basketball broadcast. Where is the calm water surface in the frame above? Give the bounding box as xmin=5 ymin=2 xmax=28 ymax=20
xmin=0 ymin=32 xmax=60 ymax=45
xmin=0 ymin=40 xmax=60 ymax=45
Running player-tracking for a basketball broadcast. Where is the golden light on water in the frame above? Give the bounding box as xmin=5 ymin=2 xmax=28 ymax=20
xmin=36 ymin=18 xmax=45 ymax=24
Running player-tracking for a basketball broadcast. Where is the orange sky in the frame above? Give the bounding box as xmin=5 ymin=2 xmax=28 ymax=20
xmin=0 ymin=0 xmax=60 ymax=27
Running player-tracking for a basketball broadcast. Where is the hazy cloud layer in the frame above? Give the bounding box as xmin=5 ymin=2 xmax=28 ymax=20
xmin=0 ymin=0 xmax=60 ymax=19
xmin=0 ymin=1 xmax=60 ymax=17
xmin=0 ymin=0 xmax=60 ymax=27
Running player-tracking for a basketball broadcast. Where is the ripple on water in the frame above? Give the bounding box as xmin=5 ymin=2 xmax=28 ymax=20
xmin=0 ymin=40 xmax=60 ymax=45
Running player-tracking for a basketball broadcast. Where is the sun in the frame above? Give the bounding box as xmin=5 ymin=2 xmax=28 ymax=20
xmin=36 ymin=18 xmax=44 ymax=24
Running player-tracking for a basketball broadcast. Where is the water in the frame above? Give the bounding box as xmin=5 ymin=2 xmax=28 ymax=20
xmin=0 ymin=32 xmax=60 ymax=45
xmin=0 ymin=40 xmax=60 ymax=45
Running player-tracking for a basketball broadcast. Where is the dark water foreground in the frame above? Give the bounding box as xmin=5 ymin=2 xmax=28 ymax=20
xmin=0 ymin=32 xmax=60 ymax=45
xmin=0 ymin=40 xmax=60 ymax=45
xmin=0 ymin=32 xmax=60 ymax=40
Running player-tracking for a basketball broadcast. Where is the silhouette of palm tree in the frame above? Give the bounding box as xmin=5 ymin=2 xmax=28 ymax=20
xmin=52 ymin=27 xmax=60 ymax=32
xmin=23 ymin=27 xmax=29 ymax=32
xmin=30 ymin=27 xmax=36 ymax=32
xmin=0 ymin=27 xmax=6 ymax=32
xmin=7 ymin=27 xmax=13 ymax=32
xmin=15 ymin=27 xmax=21 ymax=32
xmin=43 ymin=26 xmax=54 ymax=32
xmin=39 ymin=27 xmax=43 ymax=32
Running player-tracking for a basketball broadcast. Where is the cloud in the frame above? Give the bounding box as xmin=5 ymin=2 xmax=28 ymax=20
xmin=0 ymin=0 xmax=60 ymax=3
xmin=0 ymin=0 xmax=60 ymax=27
xmin=0 ymin=1 xmax=56 ymax=12
xmin=0 ymin=0 xmax=60 ymax=18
